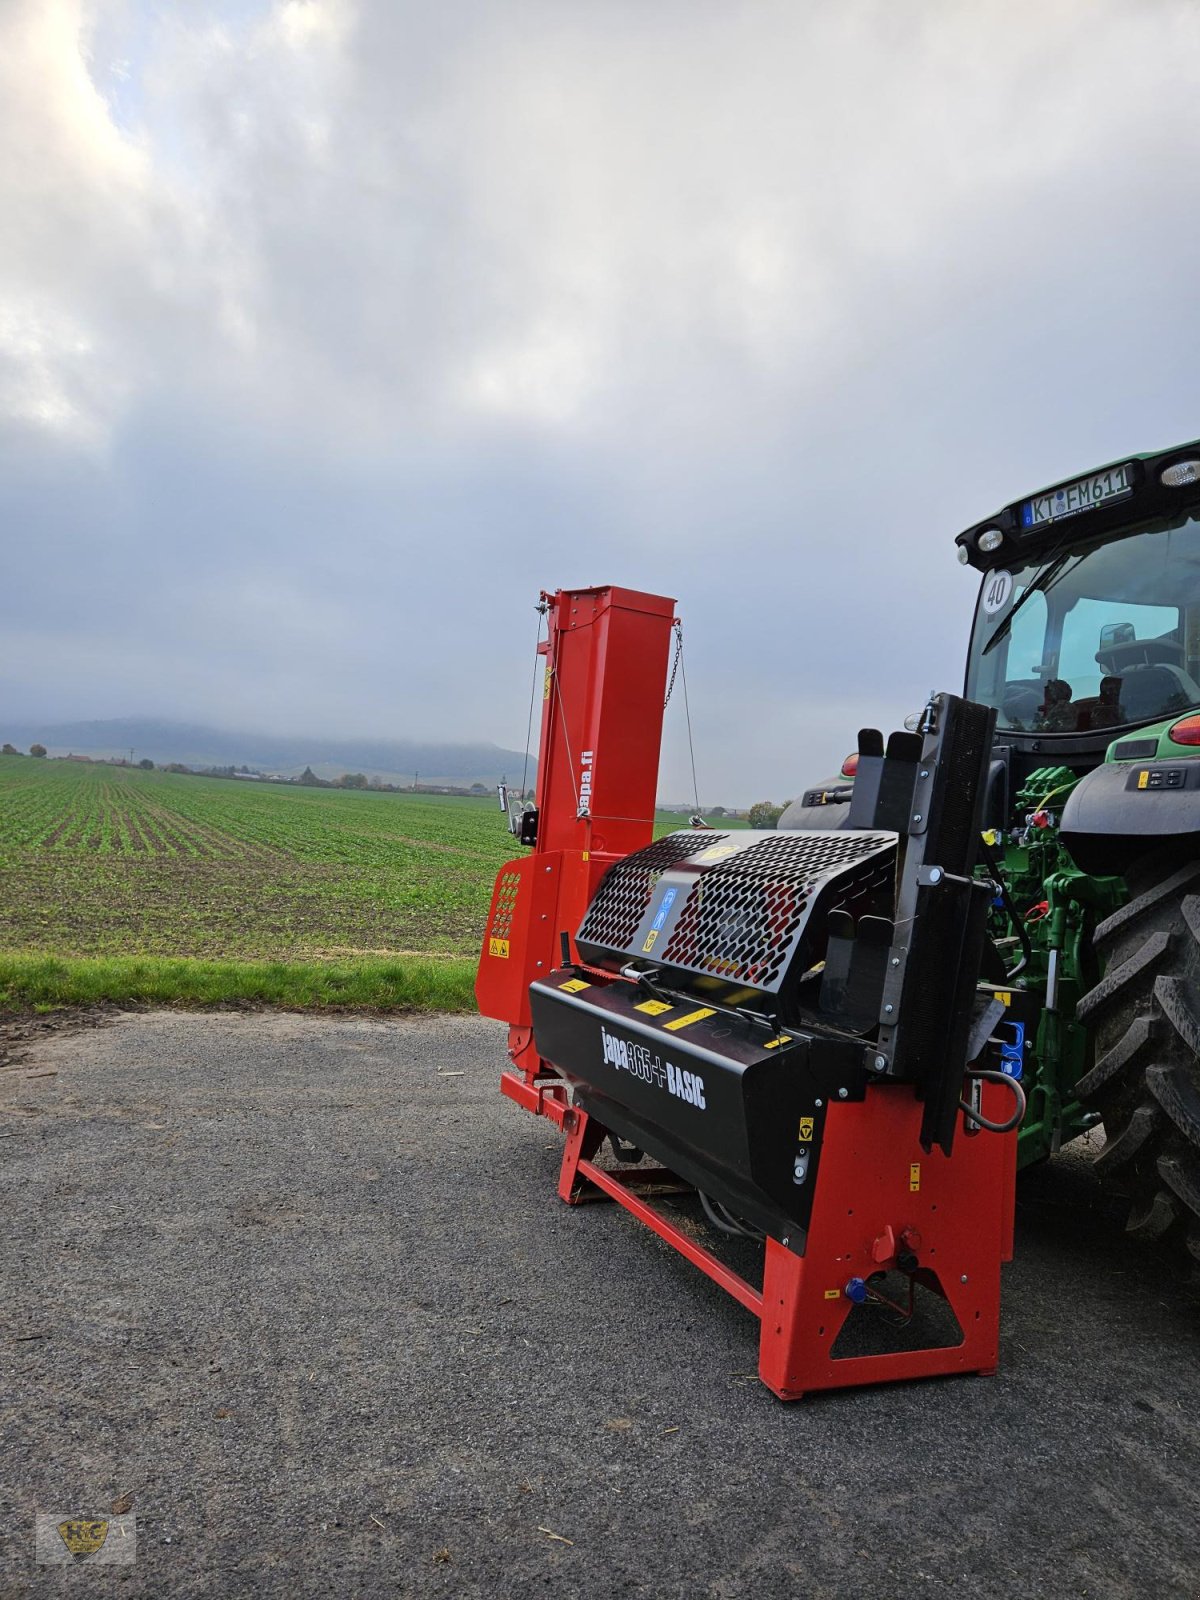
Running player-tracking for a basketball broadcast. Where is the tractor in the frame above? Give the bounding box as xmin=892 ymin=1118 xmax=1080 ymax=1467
xmin=784 ymin=435 xmax=1200 ymax=1258
xmin=476 ymin=437 xmax=1200 ymax=1400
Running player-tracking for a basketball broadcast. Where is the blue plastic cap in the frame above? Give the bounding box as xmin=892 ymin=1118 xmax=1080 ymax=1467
xmin=999 ymin=1020 xmax=1025 ymax=1080
xmin=844 ymin=1277 xmax=868 ymax=1304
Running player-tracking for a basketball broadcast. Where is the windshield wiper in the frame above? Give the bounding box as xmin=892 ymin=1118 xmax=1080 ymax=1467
xmin=982 ymin=549 xmax=1077 ymax=657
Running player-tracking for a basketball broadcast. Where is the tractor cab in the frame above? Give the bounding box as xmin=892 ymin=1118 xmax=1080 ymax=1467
xmin=959 ymin=439 xmax=1200 ymax=805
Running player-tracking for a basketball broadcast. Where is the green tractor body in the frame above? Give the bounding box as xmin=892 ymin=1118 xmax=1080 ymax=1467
xmin=784 ymin=437 xmax=1200 ymax=1249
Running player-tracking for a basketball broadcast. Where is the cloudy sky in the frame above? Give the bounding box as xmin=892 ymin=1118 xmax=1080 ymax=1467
xmin=3 ymin=0 xmax=1200 ymax=803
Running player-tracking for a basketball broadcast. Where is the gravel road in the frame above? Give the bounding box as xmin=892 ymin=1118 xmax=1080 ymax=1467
xmin=1 ymin=1010 xmax=1198 ymax=1599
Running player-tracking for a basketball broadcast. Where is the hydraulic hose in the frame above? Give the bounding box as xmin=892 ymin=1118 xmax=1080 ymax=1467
xmin=978 ymin=833 xmax=1033 ymax=980
xmin=959 ymin=1067 xmax=1027 ymax=1135
xmin=699 ymin=1191 xmax=764 ymax=1241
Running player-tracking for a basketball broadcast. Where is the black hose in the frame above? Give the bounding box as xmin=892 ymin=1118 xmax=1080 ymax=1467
xmin=699 ymin=1191 xmax=764 ymax=1241
xmin=699 ymin=1191 xmax=745 ymax=1236
xmin=978 ymin=834 xmax=1032 ymax=980
xmin=959 ymin=1067 xmax=1027 ymax=1134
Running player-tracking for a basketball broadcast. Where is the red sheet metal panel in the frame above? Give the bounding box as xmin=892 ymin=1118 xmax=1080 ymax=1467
xmin=756 ymin=1080 xmax=1017 ymax=1399
xmin=476 ymin=586 xmax=677 ymax=1064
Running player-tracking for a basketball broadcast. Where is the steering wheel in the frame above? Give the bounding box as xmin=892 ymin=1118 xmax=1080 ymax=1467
xmin=1002 ymin=685 xmax=1042 ymax=724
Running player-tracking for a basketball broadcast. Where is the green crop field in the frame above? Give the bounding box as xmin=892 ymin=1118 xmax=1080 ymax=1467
xmin=0 ymin=755 xmax=733 ymax=1013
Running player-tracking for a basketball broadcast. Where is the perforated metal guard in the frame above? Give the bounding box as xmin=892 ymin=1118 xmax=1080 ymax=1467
xmin=663 ymin=833 xmax=894 ymax=987
xmin=488 ymin=869 xmax=522 ymax=945
xmin=579 ymin=829 xmax=896 ymax=995
xmin=578 ymin=832 xmax=729 ymax=951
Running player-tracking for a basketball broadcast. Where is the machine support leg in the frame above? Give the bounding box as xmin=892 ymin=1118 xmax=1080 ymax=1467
xmin=754 ymin=1093 xmax=1011 ymax=1399
xmin=549 ymin=1089 xmax=1012 ymax=1401
xmin=558 ymin=1108 xmax=605 ymax=1204
xmin=758 ymin=1240 xmax=815 ymax=1400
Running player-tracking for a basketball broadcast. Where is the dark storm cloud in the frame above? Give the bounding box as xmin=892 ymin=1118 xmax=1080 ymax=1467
xmin=4 ymin=0 xmax=1200 ymax=801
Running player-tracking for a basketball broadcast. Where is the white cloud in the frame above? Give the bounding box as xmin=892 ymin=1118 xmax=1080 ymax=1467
xmin=3 ymin=0 xmax=1200 ymax=796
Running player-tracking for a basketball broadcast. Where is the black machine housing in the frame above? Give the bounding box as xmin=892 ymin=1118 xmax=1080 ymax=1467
xmin=529 ymin=692 xmax=1000 ymax=1248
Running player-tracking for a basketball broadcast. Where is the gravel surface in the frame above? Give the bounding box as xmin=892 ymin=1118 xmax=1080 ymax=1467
xmin=1 ymin=1010 xmax=1198 ymax=1598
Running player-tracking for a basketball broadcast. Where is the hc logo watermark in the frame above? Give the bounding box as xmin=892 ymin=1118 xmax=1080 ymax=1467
xmin=35 ymin=1514 xmax=137 ymax=1564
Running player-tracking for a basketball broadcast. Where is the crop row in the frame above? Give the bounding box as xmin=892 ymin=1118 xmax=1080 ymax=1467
xmin=0 ymin=763 xmax=516 ymax=865
xmin=0 ymin=765 xmax=277 ymax=859
xmin=0 ymin=758 xmax=518 ymax=961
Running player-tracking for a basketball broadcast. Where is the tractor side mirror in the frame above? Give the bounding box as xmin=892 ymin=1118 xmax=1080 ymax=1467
xmin=1100 ymin=621 xmax=1136 ymax=651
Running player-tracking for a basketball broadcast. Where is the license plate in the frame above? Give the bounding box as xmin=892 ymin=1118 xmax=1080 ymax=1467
xmin=1021 ymin=462 xmax=1134 ymax=528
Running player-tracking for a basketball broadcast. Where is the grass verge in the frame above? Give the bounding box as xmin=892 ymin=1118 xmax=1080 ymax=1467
xmin=0 ymin=953 xmax=478 ymax=1014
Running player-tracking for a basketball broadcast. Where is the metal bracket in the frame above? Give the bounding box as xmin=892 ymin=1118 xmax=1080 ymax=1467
xmin=877 ymin=944 xmax=909 ymax=1025
xmin=908 ymin=765 xmax=935 ymax=834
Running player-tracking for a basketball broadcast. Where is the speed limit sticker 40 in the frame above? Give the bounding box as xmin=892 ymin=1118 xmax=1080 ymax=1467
xmin=982 ymin=570 xmax=1013 ymax=615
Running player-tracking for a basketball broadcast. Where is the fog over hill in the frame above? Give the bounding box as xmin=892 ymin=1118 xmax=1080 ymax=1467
xmin=2 ymin=718 xmax=534 ymax=788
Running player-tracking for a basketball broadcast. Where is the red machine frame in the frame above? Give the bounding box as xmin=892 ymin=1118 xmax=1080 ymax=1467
xmin=478 ymin=585 xmax=1016 ymax=1401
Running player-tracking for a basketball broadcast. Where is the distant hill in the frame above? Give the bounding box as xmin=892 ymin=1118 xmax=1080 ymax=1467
xmin=1 ymin=718 xmax=535 ymax=788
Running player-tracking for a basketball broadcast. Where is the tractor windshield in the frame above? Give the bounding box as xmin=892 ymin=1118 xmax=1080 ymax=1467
xmin=965 ymin=512 xmax=1200 ymax=735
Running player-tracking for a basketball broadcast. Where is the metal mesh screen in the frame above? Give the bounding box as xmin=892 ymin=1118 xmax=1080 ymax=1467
xmin=661 ymin=833 xmax=894 ymax=987
xmin=578 ymin=832 xmax=729 ymax=951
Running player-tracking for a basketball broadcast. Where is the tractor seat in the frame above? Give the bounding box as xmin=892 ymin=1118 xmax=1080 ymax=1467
xmin=1114 ymin=664 xmax=1196 ymax=722
xmin=1096 ymin=636 xmax=1184 ymax=674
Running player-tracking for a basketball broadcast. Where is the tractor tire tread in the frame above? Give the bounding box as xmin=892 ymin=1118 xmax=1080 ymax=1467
xmin=1153 ymin=975 xmax=1200 ymax=1060
xmin=1093 ymin=1102 xmax=1162 ymax=1182
xmin=1158 ymin=1151 xmax=1200 ymax=1218
xmin=1078 ymin=851 xmax=1200 ymax=1254
xmin=1125 ymin=1186 xmax=1180 ymax=1242
xmin=1093 ymin=860 xmax=1200 ymax=950
xmin=1146 ymin=1057 xmax=1200 ymax=1147
xmin=1075 ymin=928 xmax=1172 ymax=1025
xmin=1075 ymin=1014 xmax=1155 ymax=1101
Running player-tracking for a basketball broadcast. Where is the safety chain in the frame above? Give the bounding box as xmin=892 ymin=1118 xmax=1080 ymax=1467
xmin=664 ymin=620 xmax=683 ymax=709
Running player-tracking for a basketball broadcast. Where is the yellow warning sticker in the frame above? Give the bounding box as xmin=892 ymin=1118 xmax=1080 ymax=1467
xmin=635 ymin=999 xmax=673 ymax=1016
xmin=559 ymin=978 xmax=590 ymax=993
xmin=798 ymin=1117 xmax=815 ymax=1142
xmin=488 ymin=938 xmax=510 ymax=959
xmin=909 ymin=1162 xmax=921 ymax=1192
xmin=663 ymin=1007 xmax=716 ymax=1032
xmin=642 ymin=929 xmax=659 ymax=953
xmin=995 ymin=990 xmax=1011 ymax=1007
xmin=543 ymin=665 xmax=552 ymax=701
xmin=1138 ymin=769 xmax=1149 ymax=789
xmin=763 ymin=1034 xmax=791 ymax=1050
xmin=694 ymin=843 xmax=739 ymax=862
xmin=824 ymin=1289 xmax=841 ymax=1300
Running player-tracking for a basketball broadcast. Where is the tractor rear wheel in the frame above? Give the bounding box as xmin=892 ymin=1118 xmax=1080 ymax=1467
xmin=1076 ymin=850 xmax=1200 ymax=1256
